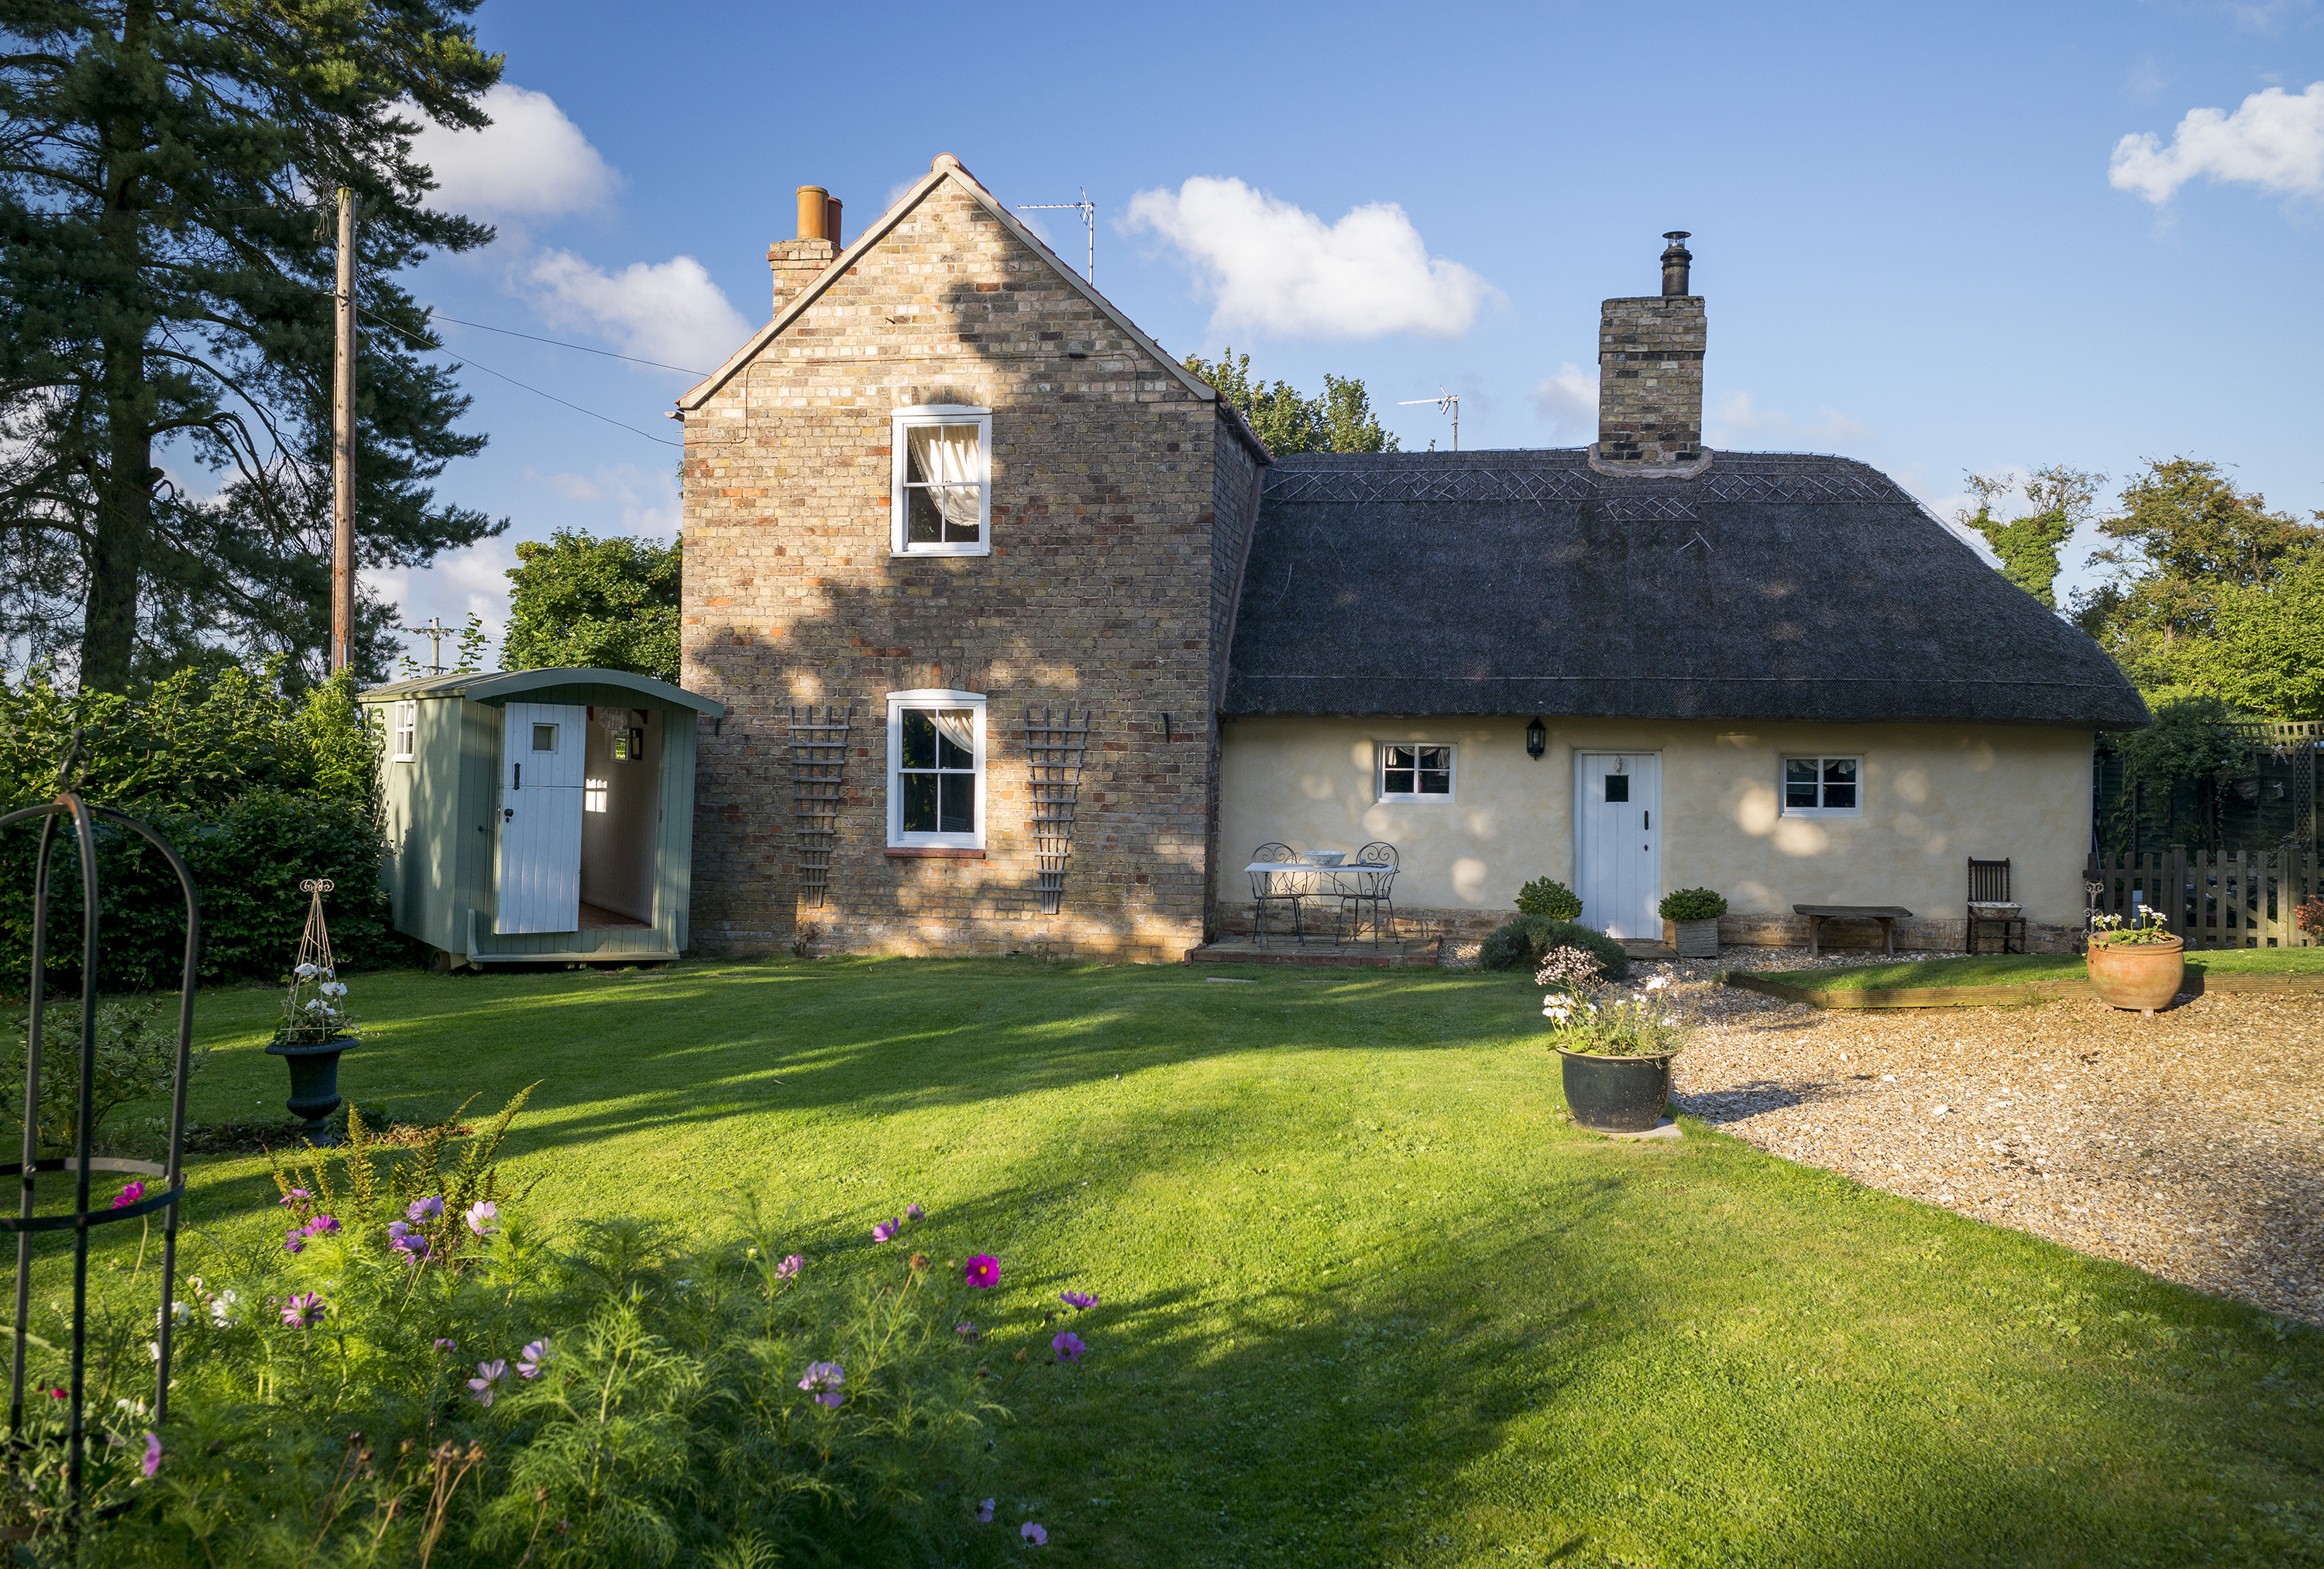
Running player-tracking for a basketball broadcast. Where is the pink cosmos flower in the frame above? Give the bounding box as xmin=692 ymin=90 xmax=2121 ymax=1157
xmin=963 ymin=1255 xmax=999 ymax=1290
xmin=1021 ymin=1523 xmax=1048 ymax=1546
xmin=871 ymin=1218 xmax=899 ymax=1243
xmin=303 ymin=1214 xmax=340 ymax=1236
xmin=141 ymin=1433 xmax=161 ymax=1478
xmin=954 ymin=1321 xmax=978 ymax=1341
xmin=464 ymin=1200 xmax=497 ymax=1237
xmin=1060 ymin=1290 xmax=1095 ymax=1310
xmin=112 ymin=1180 xmax=146 ymax=1210
xmin=468 ymin=1360 xmax=507 ymax=1407
xmin=277 ymin=1189 xmax=311 ymax=1207
xmin=284 ymin=1227 xmax=307 ymax=1255
xmin=1051 ymin=1330 xmax=1085 ymax=1365
xmin=774 ymin=1254 xmax=802 ymax=1280
xmin=797 ymin=1361 xmax=844 ymax=1408
xmin=905 ymin=1203 xmax=924 ymax=1221
xmin=433 ymin=1338 xmax=459 ymax=1353
xmin=282 ymin=1292 xmax=325 ymax=1329
xmin=517 ymin=1339 xmax=548 ymax=1378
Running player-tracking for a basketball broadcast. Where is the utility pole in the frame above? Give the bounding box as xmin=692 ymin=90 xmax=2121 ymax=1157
xmin=330 ymin=187 xmax=356 ymax=673
xmin=401 ymin=614 xmax=448 ymax=675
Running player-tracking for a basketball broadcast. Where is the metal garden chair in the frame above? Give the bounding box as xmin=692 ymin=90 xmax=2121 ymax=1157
xmin=1250 ymin=842 xmax=1308 ymax=946
xmin=1336 ymin=842 xmax=1399 ymax=946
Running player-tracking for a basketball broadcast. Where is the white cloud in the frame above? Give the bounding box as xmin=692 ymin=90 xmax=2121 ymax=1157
xmin=1706 ymin=391 xmax=1872 ymax=449
xmin=526 ymin=463 xmax=680 ymax=538
xmin=524 ymin=250 xmax=751 ymax=374
xmin=1123 ymin=177 xmax=1497 ymax=339
xmin=2108 ymin=81 xmax=2324 ymax=203
xmin=1532 ymin=362 xmax=1597 ymax=438
xmin=411 ymin=84 xmax=623 ymax=221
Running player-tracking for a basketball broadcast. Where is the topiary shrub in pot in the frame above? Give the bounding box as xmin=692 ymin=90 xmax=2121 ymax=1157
xmin=1658 ymin=887 xmax=1728 ymax=960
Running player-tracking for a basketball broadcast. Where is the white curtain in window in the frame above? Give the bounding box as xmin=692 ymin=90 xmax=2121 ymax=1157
xmin=931 ymin=708 xmax=976 ymax=757
xmin=908 ymin=425 xmax=983 ymax=527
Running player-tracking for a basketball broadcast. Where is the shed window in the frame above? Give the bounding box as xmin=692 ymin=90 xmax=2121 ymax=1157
xmin=532 ymin=723 xmax=560 ymax=752
xmin=390 ymin=702 xmax=416 ymax=762
xmin=886 ymin=690 xmax=985 ymax=849
xmin=1379 ymin=743 xmax=1454 ymax=802
xmin=891 ymin=407 xmax=991 ymax=557
xmin=1783 ymin=756 xmax=1862 ymax=815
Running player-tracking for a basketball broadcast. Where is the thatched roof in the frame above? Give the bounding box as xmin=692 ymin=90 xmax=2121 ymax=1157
xmin=1223 ymin=449 xmax=2149 ymax=727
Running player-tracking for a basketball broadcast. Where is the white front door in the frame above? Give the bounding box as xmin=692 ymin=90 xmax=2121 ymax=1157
xmin=1575 ymin=752 xmax=1662 ymax=940
xmin=496 ymin=702 xmax=586 ymax=934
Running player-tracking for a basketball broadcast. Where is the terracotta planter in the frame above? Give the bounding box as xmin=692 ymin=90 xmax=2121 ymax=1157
xmin=2085 ymin=936 xmax=2185 ymax=1015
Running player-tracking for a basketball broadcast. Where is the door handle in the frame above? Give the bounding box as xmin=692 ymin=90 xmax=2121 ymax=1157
xmin=504 ymin=808 xmax=514 ymax=822
xmin=514 ymin=763 xmax=521 ymax=790
xmin=1643 ymin=810 xmax=1649 ymax=829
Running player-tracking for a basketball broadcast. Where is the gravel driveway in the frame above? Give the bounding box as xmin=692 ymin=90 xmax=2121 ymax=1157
xmin=1648 ymin=948 xmax=2324 ymax=1324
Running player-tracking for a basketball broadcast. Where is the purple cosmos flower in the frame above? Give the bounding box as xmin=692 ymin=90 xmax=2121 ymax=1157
xmin=1021 ymin=1523 xmax=1048 ymax=1546
xmin=284 ymin=1227 xmax=307 ymax=1255
xmin=406 ymin=1196 xmax=445 ymax=1224
xmin=282 ymin=1292 xmax=325 ymax=1330
xmin=774 ymin=1254 xmax=802 ymax=1280
xmin=871 ymin=1218 xmax=899 ymax=1243
xmin=468 ymin=1360 xmax=506 ymax=1407
xmin=905 ymin=1203 xmax=924 ymax=1221
xmin=433 ymin=1338 xmax=459 ymax=1353
xmin=112 ymin=1180 xmax=146 ymax=1210
xmin=303 ymin=1214 xmax=339 ymax=1237
xmin=387 ymin=1220 xmax=409 ymax=1241
xmin=464 ymin=1200 xmax=497 ymax=1237
xmin=797 ymin=1361 xmax=844 ymax=1409
xmin=277 ymin=1188 xmax=311 ymax=1207
xmin=517 ymin=1339 xmax=548 ymax=1378
xmin=976 ymin=1499 xmax=995 ymax=1523
xmin=392 ymin=1232 xmax=430 ymax=1263
xmin=954 ymin=1321 xmax=978 ymax=1341
xmin=964 ymin=1255 xmax=999 ymax=1290
xmin=1060 ymin=1290 xmax=1095 ymax=1311
xmin=141 ymin=1433 xmax=161 ymax=1478
xmin=1051 ymin=1331 xmax=1085 ymax=1365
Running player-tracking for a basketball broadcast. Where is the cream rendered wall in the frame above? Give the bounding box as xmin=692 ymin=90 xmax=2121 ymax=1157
xmin=1215 ymin=716 xmax=2095 ymax=926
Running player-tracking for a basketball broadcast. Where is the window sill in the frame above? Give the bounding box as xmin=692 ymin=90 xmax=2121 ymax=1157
xmin=885 ymin=846 xmax=986 ymax=858
xmin=1377 ymin=795 xmax=1455 ymax=805
xmin=889 ymin=547 xmax=992 ymax=559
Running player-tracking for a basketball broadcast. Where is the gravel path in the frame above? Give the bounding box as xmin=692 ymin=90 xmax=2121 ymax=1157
xmin=1645 ymin=948 xmax=2324 ymax=1324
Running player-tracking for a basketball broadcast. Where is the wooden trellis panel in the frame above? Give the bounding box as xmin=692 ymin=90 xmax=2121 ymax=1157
xmin=1024 ymin=706 xmax=1092 ymax=916
xmin=790 ymin=706 xmax=853 ymax=909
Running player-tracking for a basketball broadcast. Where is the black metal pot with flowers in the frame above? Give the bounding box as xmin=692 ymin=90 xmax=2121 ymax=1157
xmin=1535 ymin=946 xmax=1686 ymax=1134
xmin=266 ymin=879 xmax=358 ymax=1147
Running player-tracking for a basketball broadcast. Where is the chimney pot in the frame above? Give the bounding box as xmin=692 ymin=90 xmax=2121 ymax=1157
xmin=796 ymin=185 xmax=830 ymax=242
xmin=1660 ymin=231 xmax=1693 ymax=297
xmin=825 ymin=196 xmax=844 ymax=249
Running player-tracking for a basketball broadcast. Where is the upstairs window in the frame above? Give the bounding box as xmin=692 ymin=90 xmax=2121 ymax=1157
xmin=1378 ymin=743 xmax=1454 ymax=802
xmin=887 ymin=690 xmax=986 ymax=849
xmin=391 ymin=702 xmax=417 ymax=762
xmin=892 ymin=407 xmax=991 ymax=556
xmin=1783 ymin=755 xmax=1862 ymax=816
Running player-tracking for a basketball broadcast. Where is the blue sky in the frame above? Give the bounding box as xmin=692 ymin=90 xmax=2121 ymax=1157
xmin=373 ymin=0 xmax=2324 ymax=665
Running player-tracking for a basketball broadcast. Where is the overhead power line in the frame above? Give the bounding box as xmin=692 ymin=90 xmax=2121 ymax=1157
xmin=421 ymin=312 xmax=710 ymax=376
xmin=357 ymin=304 xmax=682 ymax=448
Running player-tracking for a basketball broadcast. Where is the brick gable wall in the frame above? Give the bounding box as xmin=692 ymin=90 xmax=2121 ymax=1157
xmin=680 ymin=177 xmax=1239 ymax=961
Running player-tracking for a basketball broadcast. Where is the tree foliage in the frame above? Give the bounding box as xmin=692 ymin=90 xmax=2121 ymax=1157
xmin=500 ymin=530 xmax=682 ymax=682
xmin=1180 ymin=348 xmax=1401 ymax=456
xmin=1957 ymin=465 xmax=2102 ymax=609
xmin=2071 ymin=458 xmax=2324 ymax=711
xmin=0 ymin=0 xmax=507 ymax=690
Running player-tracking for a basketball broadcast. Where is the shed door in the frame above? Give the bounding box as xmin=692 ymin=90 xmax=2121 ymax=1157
xmin=497 ymin=702 xmax=586 ymax=934
xmin=1575 ymin=752 xmax=1661 ymax=941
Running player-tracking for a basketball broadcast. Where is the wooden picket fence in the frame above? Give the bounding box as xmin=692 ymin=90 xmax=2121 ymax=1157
xmin=2085 ymin=846 xmax=2321 ymax=949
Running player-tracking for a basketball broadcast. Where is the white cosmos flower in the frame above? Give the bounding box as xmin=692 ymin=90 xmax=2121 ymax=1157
xmin=319 ymin=981 xmax=346 ymax=998
xmin=295 ymin=963 xmax=319 ymax=979
xmin=1645 ymin=975 xmax=1669 ymax=991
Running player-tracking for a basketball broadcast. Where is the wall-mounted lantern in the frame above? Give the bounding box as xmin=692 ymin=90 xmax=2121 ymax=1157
xmin=1525 ymin=718 xmax=1545 ymax=760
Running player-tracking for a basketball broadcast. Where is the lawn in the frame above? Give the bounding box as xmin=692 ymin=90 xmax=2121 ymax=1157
xmin=1741 ymin=946 xmax=2324 ymax=992
xmin=85 ymin=959 xmax=2324 ymax=1566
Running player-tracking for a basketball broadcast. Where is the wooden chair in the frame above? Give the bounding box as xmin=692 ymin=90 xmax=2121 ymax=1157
xmin=1966 ymin=857 xmax=2026 ymax=955
xmin=1337 ymin=842 xmax=1399 ymax=946
xmin=1249 ymin=843 xmax=1308 ymax=946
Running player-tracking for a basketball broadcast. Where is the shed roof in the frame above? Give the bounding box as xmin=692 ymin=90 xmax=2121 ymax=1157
xmin=360 ymin=668 xmax=724 ymax=716
xmin=1223 ymin=448 xmax=2148 ymax=728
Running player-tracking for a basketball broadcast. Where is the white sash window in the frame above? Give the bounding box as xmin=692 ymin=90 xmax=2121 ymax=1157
xmin=887 ymin=690 xmax=987 ymax=848
xmin=892 ymin=406 xmax=992 ymax=556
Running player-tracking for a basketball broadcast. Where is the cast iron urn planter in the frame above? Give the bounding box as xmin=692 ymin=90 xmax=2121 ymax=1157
xmin=1558 ymin=1048 xmax=1676 ymax=1135
xmin=265 ymin=1036 xmax=352 ymax=1146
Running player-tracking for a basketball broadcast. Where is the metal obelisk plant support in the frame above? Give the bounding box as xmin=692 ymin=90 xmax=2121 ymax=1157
xmin=2 ymin=734 xmax=198 ymax=1510
xmin=265 ymin=878 xmax=356 ymax=1145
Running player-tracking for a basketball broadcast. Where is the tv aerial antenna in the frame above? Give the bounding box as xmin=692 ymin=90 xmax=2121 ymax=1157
xmin=1398 ymin=388 xmax=1462 ymax=451
xmin=1015 ymin=190 xmax=1095 ymax=283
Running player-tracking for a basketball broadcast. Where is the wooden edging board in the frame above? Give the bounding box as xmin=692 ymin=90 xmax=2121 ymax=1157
xmin=1723 ymin=969 xmax=2324 ymax=1010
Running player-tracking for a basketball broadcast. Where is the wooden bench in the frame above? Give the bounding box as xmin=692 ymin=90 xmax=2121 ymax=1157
xmin=1793 ymin=904 xmax=1913 ymax=958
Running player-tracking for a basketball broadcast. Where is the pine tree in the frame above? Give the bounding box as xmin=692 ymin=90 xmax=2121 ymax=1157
xmin=0 ymin=0 xmax=506 ymax=691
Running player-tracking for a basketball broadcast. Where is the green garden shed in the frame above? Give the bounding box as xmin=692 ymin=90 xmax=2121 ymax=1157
xmin=359 ymin=668 xmax=724 ymax=967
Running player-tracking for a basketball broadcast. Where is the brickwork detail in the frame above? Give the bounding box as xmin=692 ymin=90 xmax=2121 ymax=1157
xmin=683 ymin=173 xmax=1252 ymax=961
xmin=1597 ymin=295 xmax=1706 ymax=467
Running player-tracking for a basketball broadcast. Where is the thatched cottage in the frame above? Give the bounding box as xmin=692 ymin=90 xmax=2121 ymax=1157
xmin=675 ymin=155 xmax=2147 ymax=961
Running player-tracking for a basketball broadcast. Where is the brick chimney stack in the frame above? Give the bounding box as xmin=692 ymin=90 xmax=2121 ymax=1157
xmin=1593 ymin=232 xmax=1706 ymax=473
xmin=769 ymin=184 xmax=844 ymax=312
